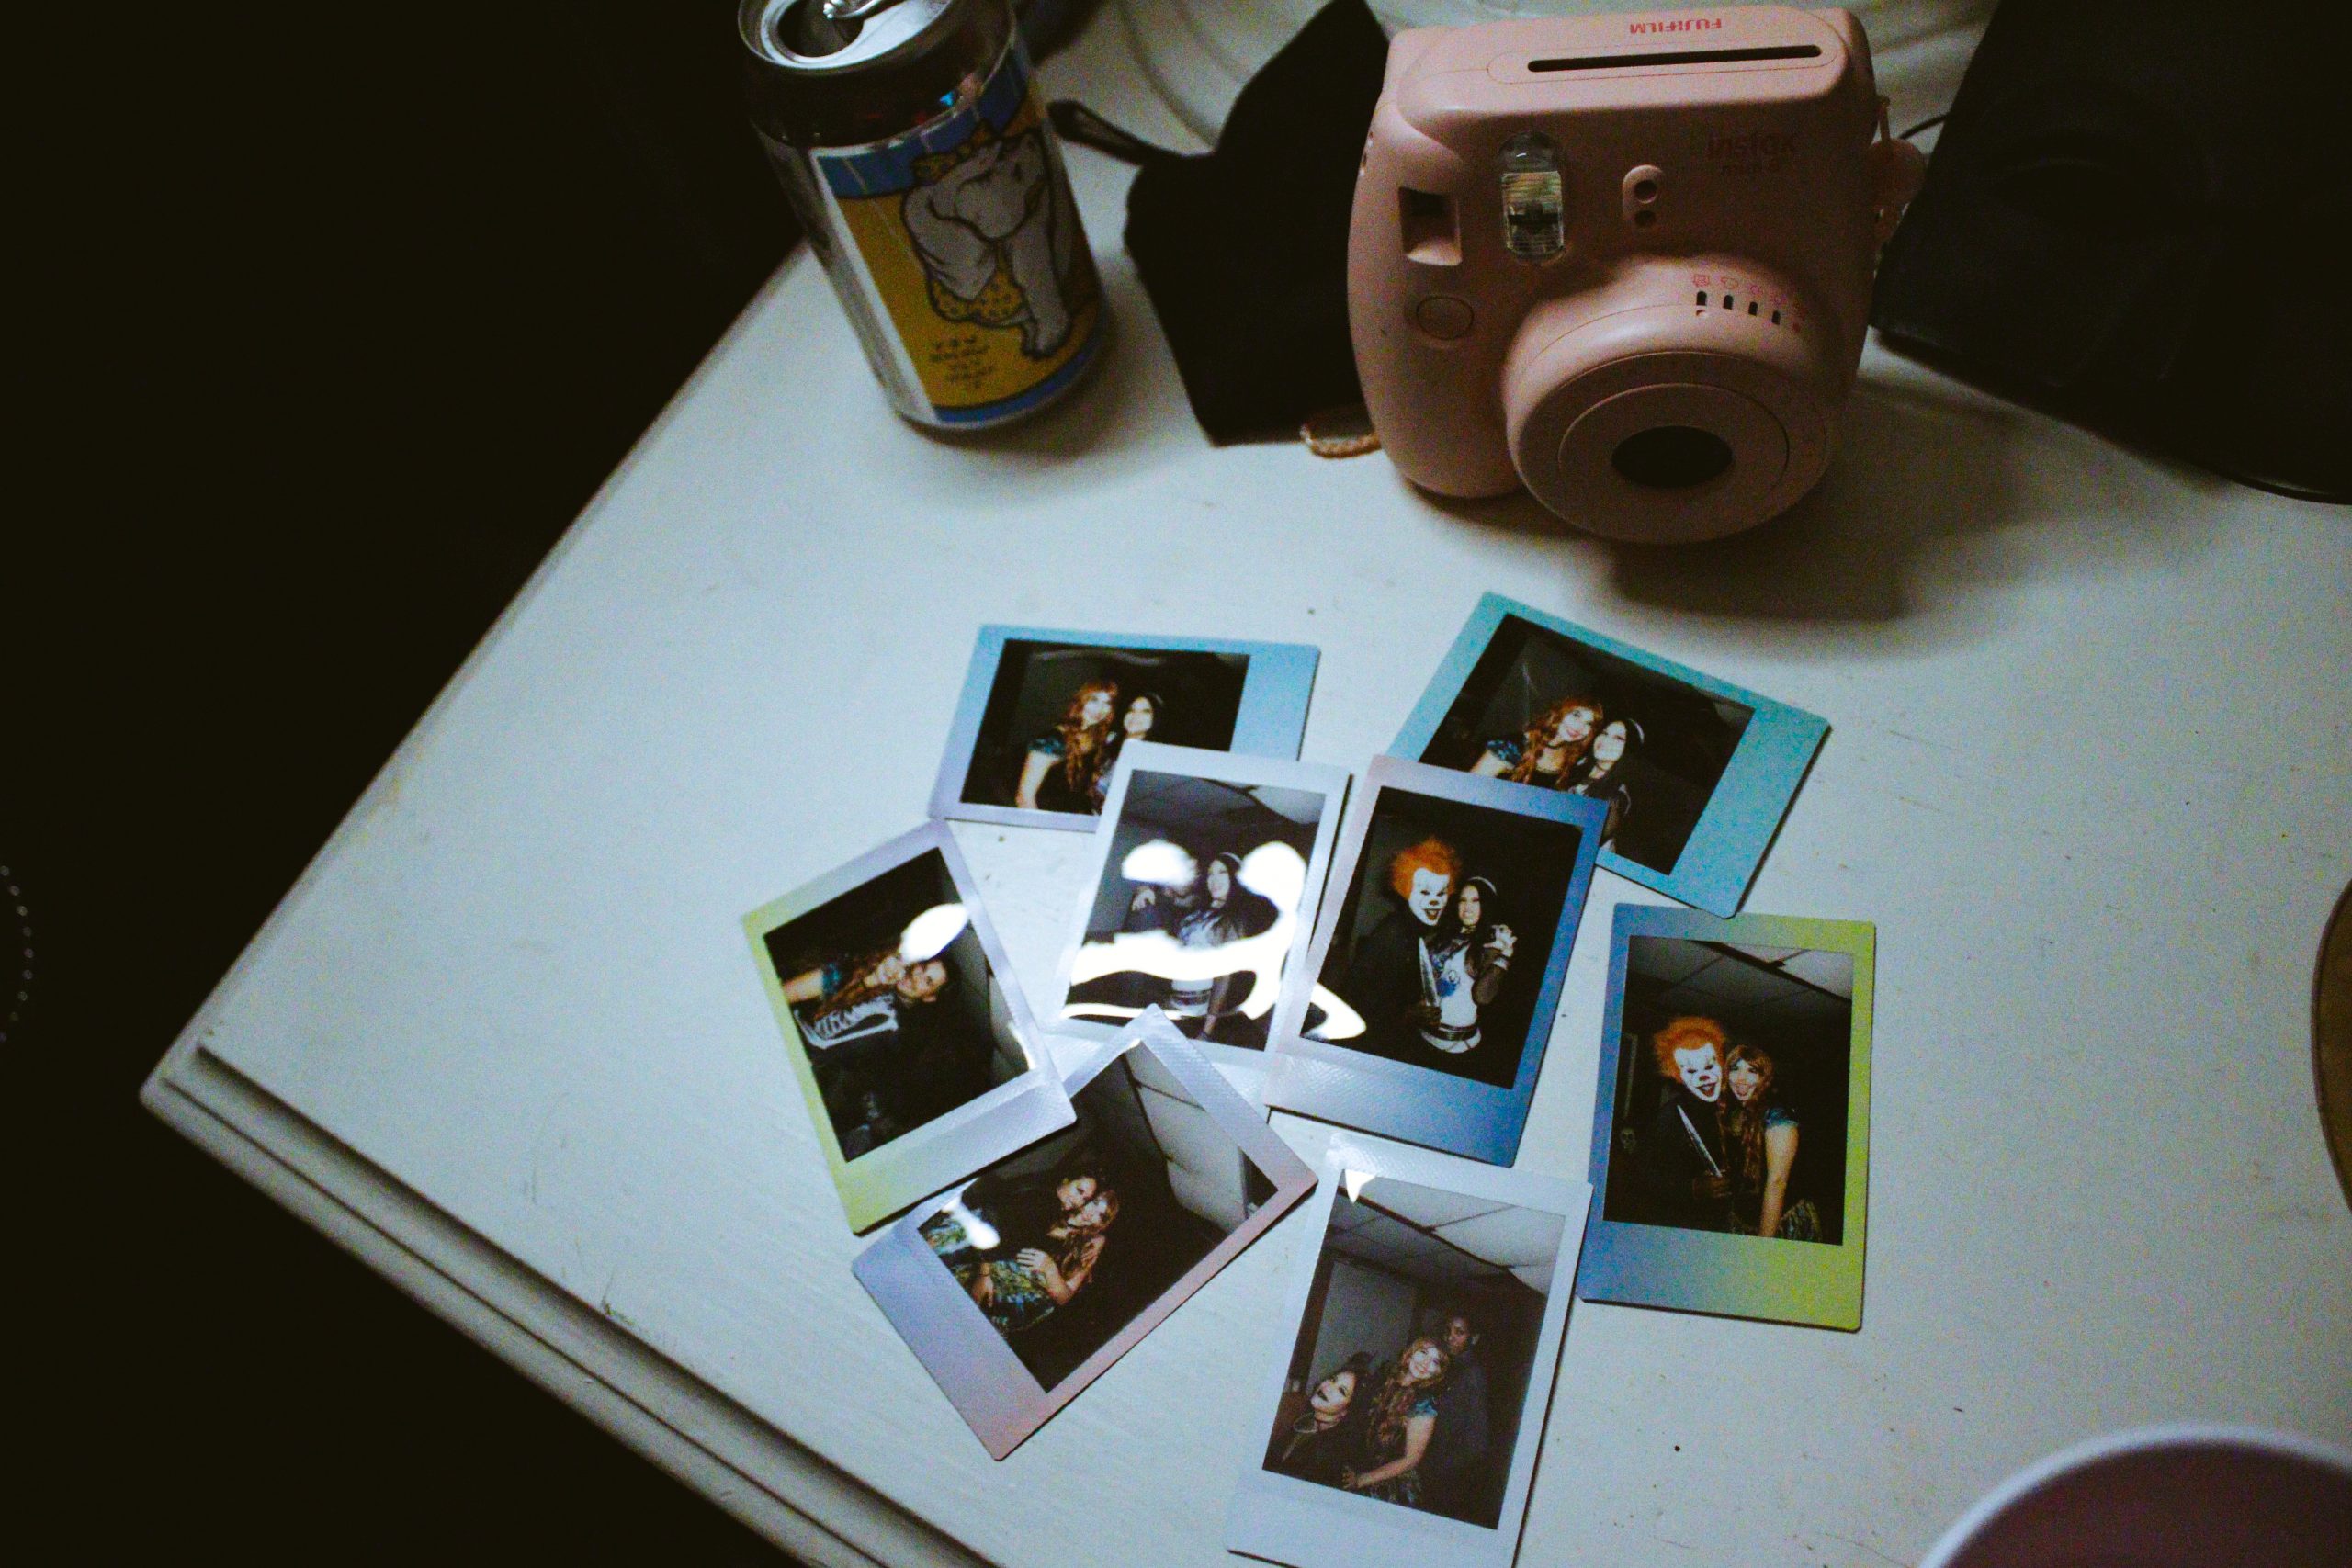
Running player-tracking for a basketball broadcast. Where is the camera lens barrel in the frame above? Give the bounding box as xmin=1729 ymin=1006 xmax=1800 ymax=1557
xmin=1500 ymin=259 xmax=1838 ymax=544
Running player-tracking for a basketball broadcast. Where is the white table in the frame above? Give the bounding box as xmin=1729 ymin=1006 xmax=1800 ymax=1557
xmin=143 ymin=12 xmax=2352 ymax=1566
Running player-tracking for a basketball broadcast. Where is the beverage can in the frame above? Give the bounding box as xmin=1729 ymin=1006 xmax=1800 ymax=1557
xmin=741 ymin=0 xmax=1105 ymax=429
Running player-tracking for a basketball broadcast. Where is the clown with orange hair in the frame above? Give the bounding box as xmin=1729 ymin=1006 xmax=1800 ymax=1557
xmin=1331 ymin=834 xmax=1468 ymax=1061
xmin=1634 ymin=1015 xmax=1739 ymax=1231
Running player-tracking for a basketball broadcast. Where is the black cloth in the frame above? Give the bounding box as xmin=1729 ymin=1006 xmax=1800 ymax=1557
xmin=1119 ymin=0 xmax=1390 ymax=441
xmin=1871 ymin=0 xmax=2351 ymax=501
xmin=1336 ymin=905 xmax=1437 ymax=1060
xmin=1425 ymin=1350 xmax=1491 ymax=1506
xmin=1638 ymin=1089 xmax=1736 ymax=1232
xmin=1266 ymin=1416 xmax=1365 ymax=1489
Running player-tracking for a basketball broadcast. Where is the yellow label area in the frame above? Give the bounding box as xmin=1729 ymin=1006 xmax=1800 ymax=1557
xmin=831 ymin=92 xmax=1102 ymax=413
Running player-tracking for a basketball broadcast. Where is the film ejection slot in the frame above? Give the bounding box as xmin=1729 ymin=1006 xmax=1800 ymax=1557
xmin=1499 ymin=133 xmax=1566 ymax=260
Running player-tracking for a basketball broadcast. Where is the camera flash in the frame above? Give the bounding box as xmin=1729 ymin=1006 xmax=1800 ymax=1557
xmin=1498 ymin=133 xmax=1565 ymax=261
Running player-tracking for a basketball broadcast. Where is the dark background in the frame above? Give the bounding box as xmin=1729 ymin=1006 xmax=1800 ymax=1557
xmin=1419 ymin=613 xmax=1754 ymax=874
xmin=1601 ymin=940 xmax=1854 ymax=1243
xmin=12 ymin=1 xmax=805 ymax=1559
xmin=1313 ymin=787 xmax=1583 ymax=1089
xmin=960 ymin=642 xmax=1252 ymax=809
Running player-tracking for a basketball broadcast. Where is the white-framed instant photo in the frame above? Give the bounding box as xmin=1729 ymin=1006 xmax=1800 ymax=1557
xmin=853 ymin=1009 xmax=1318 ymax=1459
xmin=1391 ymin=592 xmax=1829 ymax=916
xmin=1227 ymin=1136 xmax=1591 ymax=1568
xmin=929 ymin=625 xmax=1319 ymax=831
xmin=1577 ymin=904 xmax=1876 ymax=1330
xmin=1046 ymin=741 xmax=1351 ymax=1081
xmin=742 ymin=821 xmax=1074 ymax=1233
xmin=1265 ymin=756 xmax=1606 ymax=1166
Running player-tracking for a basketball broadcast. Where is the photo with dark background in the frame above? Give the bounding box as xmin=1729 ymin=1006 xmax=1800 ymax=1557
xmin=760 ymin=850 xmax=1024 ymax=1160
xmin=960 ymin=641 xmax=1250 ymax=810
xmin=1064 ymin=771 xmax=1333 ymax=1050
xmin=1310 ymin=787 xmax=1582 ymax=1089
xmin=1418 ymin=614 xmax=1753 ymax=874
xmin=1267 ymin=1176 xmax=1565 ymax=1529
xmin=924 ymin=1046 xmax=1274 ymax=1391
xmin=1602 ymin=938 xmax=1853 ymax=1242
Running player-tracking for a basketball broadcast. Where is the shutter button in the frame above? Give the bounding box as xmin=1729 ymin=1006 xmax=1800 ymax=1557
xmin=1414 ymin=296 xmax=1475 ymax=340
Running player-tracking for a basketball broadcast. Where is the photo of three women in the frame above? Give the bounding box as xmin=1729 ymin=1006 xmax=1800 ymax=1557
xmin=1262 ymin=1174 xmax=1564 ymax=1529
xmin=1602 ymin=938 xmax=1855 ymax=1243
xmin=1265 ymin=1308 xmax=1496 ymax=1519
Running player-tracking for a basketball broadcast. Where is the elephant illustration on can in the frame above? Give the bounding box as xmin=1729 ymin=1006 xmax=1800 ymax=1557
xmin=900 ymin=127 xmax=1082 ymax=360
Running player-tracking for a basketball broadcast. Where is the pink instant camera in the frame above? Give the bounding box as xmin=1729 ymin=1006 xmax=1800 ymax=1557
xmin=1348 ymin=6 xmax=1924 ymax=542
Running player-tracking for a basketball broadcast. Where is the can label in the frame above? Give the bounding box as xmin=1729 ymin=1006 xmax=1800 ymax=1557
xmin=812 ymin=40 xmax=1102 ymax=426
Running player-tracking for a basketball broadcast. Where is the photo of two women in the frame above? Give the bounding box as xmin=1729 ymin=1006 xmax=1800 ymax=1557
xmin=1601 ymin=936 xmax=1855 ymax=1243
xmin=1261 ymin=1176 xmax=1566 ymax=1529
xmin=956 ymin=640 xmax=1251 ymax=816
xmin=920 ymin=1044 xmax=1276 ymax=1391
xmin=1417 ymin=612 xmax=1755 ymax=875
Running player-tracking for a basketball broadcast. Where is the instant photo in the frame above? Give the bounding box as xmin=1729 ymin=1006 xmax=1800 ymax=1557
xmin=1267 ymin=757 xmax=1604 ymax=1165
xmin=1050 ymin=743 xmax=1349 ymax=1066
xmin=1578 ymin=905 xmax=1874 ymax=1330
xmin=854 ymin=1010 xmax=1317 ymax=1458
xmin=931 ymin=626 xmax=1319 ymax=830
xmin=743 ymin=822 xmax=1073 ymax=1233
xmin=1392 ymin=593 xmax=1828 ymax=916
xmin=1228 ymin=1139 xmax=1589 ymax=1568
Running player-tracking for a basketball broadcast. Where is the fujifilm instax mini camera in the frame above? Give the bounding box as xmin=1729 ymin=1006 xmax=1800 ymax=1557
xmin=1349 ymin=6 xmax=1925 ymax=542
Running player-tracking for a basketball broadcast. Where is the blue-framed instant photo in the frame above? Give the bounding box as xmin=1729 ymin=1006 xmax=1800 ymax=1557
xmin=1264 ymin=756 xmax=1606 ymax=1166
xmin=852 ymin=1010 xmax=1317 ymax=1459
xmin=930 ymin=625 xmax=1319 ymax=831
xmin=742 ymin=821 xmax=1075 ymax=1233
xmin=1390 ymin=593 xmax=1828 ymax=916
xmin=1577 ymin=903 xmax=1875 ymax=1331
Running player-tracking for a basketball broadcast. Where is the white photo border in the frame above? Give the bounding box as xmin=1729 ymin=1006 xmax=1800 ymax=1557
xmin=929 ymin=624 xmax=1320 ymax=832
xmin=853 ymin=1010 xmax=1319 ymax=1459
xmin=1226 ymin=1135 xmax=1592 ymax=1568
xmin=1264 ymin=756 xmax=1607 ymax=1165
xmin=1046 ymin=740 xmax=1352 ymax=1085
xmin=742 ymin=820 xmax=1075 ymax=1233
xmin=1389 ymin=592 xmax=1829 ymax=917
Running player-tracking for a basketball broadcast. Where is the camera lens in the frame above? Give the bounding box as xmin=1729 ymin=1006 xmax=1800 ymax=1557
xmin=1611 ymin=424 xmax=1735 ymax=489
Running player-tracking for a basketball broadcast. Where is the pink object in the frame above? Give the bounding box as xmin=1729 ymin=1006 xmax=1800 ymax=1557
xmin=1919 ymin=1425 xmax=2352 ymax=1568
xmin=1348 ymin=6 xmax=1925 ymax=542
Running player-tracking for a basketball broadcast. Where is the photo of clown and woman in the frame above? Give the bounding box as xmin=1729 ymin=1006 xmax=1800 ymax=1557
xmin=1415 ymin=611 xmax=1755 ymax=875
xmin=918 ymin=1043 xmax=1277 ymax=1390
xmin=1600 ymin=936 xmax=1855 ymax=1243
xmin=1306 ymin=787 xmax=1583 ymax=1089
xmin=1058 ymin=766 xmax=1337 ymax=1050
xmin=762 ymin=848 xmax=1029 ymax=1163
xmin=956 ymin=639 xmax=1252 ymax=817
xmin=1261 ymin=1175 xmax=1566 ymax=1529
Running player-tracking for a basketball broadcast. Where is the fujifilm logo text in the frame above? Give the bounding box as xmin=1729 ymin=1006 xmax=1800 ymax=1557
xmin=1631 ymin=17 xmax=1723 ymax=32
xmin=1709 ymin=130 xmax=1797 ymax=159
